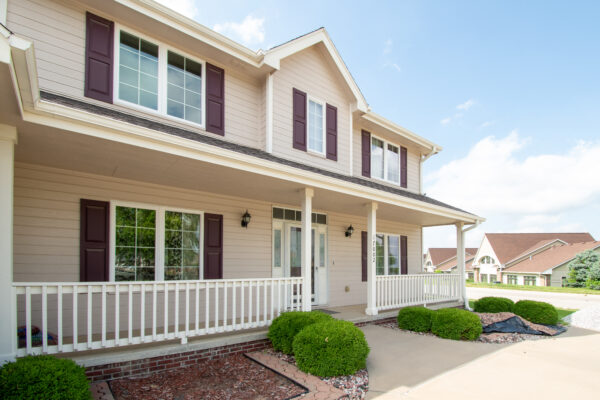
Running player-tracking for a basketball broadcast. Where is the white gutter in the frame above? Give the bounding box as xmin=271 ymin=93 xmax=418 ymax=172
xmin=420 ymin=146 xmax=438 ymax=194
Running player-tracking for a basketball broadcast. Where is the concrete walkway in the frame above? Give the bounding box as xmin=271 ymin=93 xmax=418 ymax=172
xmin=467 ymin=286 xmax=600 ymax=309
xmin=362 ymin=324 xmax=600 ymax=399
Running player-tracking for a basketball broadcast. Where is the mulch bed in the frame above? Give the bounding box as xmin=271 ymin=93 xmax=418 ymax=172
xmin=109 ymin=353 xmax=306 ymax=400
xmin=264 ymin=348 xmax=369 ymax=399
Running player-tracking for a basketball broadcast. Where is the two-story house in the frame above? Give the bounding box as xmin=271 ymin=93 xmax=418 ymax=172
xmin=0 ymin=0 xmax=483 ymax=376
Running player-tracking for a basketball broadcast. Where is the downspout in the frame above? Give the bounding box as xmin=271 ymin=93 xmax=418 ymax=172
xmin=461 ymin=220 xmax=482 ymax=310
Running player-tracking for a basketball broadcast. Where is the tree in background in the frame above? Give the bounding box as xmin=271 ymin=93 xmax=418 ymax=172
xmin=566 ymin=250 xmax=600 ymax=289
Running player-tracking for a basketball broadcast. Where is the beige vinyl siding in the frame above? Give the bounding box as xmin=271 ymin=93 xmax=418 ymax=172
xmin=352 ymin=127 xmax=421 ymax=193
xmin=7 ymin=0 xmax=86 ymax=98
xmin=271 ymin=45 xmax=351 ymax=175
xmin=7 ymin=0 xmax=264 ymax=149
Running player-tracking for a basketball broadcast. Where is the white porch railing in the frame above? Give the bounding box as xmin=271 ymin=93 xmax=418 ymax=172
xmin=13 ymin=277 xmax=304 ymax=357
xmin=376 ymin=274 xmax=461 ymax=311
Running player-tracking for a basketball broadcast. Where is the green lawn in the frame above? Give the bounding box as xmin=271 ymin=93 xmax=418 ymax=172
xmin=467 ymin=282 xmax=600 ymax=295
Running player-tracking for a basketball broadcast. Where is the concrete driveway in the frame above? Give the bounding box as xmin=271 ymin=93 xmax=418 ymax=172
xmin=467 ymin=286 xmax=600 ymax=309
xmin=362 ymin=324 xmax=600 ymax=399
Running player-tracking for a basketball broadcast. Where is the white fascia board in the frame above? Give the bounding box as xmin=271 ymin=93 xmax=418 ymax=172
xmin=8 ymin=36 xmax=39 ymax=110
xmin=115 ymin=0 xmax=263 ymax=68
xmin=263 ymin=29 xmax=369 ymax=112
xmin=361 ymin=112 xmax=441 ymax=153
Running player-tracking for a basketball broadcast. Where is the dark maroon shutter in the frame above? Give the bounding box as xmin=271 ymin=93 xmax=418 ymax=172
xmin=292 ymin=88 xmax=307 ymax=151
xmin=361 ymin=130 xmax=371 ymax=177
xmin=206 ymin=63 xmax=225 ymax=136
xmin=400 ymin=146 xmax=408 ymax=188
xmin=80 ymin=199 xmax=109 ymax=281
xmin=326 ymin=104 xmax=337 ymax=161
xmin=204 ymin=213 xmax=223 ymax=279
xmin=361 ymin=231 xmax=367 ymax=282
xmin=84 ymin=12 xmax=114 ymax=103
xmin=400 ymin=235 xmax=408 ymax=275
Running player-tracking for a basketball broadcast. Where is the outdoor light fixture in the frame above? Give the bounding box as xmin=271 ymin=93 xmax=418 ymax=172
xmin=241 ymin=210 xmax=251 ymax=228
xmin=345 ymin=225 xmax=354 ymax=238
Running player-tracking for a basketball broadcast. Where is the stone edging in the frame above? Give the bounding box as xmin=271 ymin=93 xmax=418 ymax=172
xmin=246 ymin=351 xmax=346 ymax=400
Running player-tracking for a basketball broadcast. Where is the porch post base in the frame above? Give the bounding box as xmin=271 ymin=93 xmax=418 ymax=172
xmin=365 ymin=307 xmax=378 ymax=316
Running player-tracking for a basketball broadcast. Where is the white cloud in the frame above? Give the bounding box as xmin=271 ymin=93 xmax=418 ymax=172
xmin=480 ymin=120 xmax=495 ymax=128
xmin=457 ymin=99 xmax=475 ymax=111
xmin=214 ymin=15 xmax=265 ymax=46
xmin=423 ymin=131 xmax=600 ymax=250
xmin=383 ymin=39 xmax=393 ymax=55
xmin=154 ymin=0 xmax=199 ymax=19
xmin=440 ymin=117 xmax=452 ymax=125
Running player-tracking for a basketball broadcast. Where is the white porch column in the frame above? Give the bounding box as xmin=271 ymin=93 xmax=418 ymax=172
xmin=301 ymin=188 xmax=314 ymax=311
xmin=0 ymin=125 xmax=17 ymax=363
xmin=456 ymin=222 xmax=467 ymax=307
xmin=365 ymin=202 xmax=378 ymax=315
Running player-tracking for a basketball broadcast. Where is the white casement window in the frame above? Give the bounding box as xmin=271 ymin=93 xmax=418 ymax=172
xmin=479 ymin=256 xmax=495 ymax=264
xmin=111 ymin=202 xmax=203 ymax=282
xmin=115 ymin=27 xmax=206 ymax=128
xmin=375 ymin=233 xmax=401 ymax=275
xmin=524 ymin=276 xmax=536 ymax=286
xmin=507 ymin=275 xmax=518 ymax=285
xmin=371 ymin=136 xmax=401 ymax=184
xmin=307 ymin=97 xmax=326 ymax=154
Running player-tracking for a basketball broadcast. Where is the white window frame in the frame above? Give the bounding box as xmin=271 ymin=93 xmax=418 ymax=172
xmin=113 ymin=24 xmax=207 ymax=130
xmin=375 ymin=232 xmax=402 ymax=275
xmin=371 ymin=134 xmax=401 ymax=185
xmin=306 ymin=96 xmax=326 ymax=156
xmin=109 ymin=200 xmax=205 ymax=282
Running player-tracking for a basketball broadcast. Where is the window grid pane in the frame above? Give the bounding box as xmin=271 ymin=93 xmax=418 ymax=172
xmin=371 ymin=138 xmax=384 ymax=179
xmin=167 ymin=51 xmax=202 ymax=125
xmin=375 ymin=234 xmax=385 ymax=275
xmin=386 ymin=144 xmax=399 ymax=184
xmin=308 ymin=100 xmax=324 ymax=153
xmin=118 ymin=31 xmax=158 ymax=110
xmin=115 ymin=206 xmax=156 ymax=281
xmin=164 ymin=211 xmax=200 ymax=280
xmin=388 ymin=236 xmax=400 ymax=275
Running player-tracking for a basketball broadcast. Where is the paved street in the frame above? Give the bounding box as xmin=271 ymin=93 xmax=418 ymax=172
xmin=467 ymin=286 xmax=600 ymax=309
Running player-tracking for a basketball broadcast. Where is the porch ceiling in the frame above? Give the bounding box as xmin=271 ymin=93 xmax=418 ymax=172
xmin=14 ymin=124 xmax=460 ymax=226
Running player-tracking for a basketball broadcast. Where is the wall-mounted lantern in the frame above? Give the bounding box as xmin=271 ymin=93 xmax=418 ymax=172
xmin=241 ymin=210 xmax=251 ymax=228
xmin=345 ymin=225 xmax=354 ymax=238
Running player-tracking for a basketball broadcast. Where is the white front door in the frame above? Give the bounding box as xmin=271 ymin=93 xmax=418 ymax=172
xmin=272 ymin=221 xmax=327 ymax=305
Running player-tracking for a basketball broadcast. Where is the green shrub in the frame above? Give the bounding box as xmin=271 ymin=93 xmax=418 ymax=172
xmin=397 ymin=307 xmax=434 ymax=332
xmin=268 ymin=311 xmax=334 ymax=354
xmin=431 ymin=308 xmax=482 ymax=341
xmin=0 ymin=355 xmax=91 ymax=400
xmin=513 ymin=300 xmax=558 ymax=325
xmin=292 ymin=320 xmax=369 ymax=377
xmin=473 ymin=297 xmax=515 ymax=313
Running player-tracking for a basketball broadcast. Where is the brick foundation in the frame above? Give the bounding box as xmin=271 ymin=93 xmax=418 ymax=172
xmin=85 ymin=339 xmax=270 ymax=382
xmin=85 ymin=317 xmax=396 ymax=382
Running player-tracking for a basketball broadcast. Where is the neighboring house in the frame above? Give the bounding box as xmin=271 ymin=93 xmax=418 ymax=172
xmin=502 ymin=241 xmax=600 ymax=287
xmin=424 ymin=247 xmax=477 ymax=275
xmin=0 ymin=0 xmax=483 ymax=368
xmin=472 ymin=233 xmax=595 ymax=284
xmin=435 ymin=251 xmax=477 ymax=280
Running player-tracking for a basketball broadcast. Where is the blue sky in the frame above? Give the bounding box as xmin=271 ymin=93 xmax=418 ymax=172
xmin=158 ymin=0 xmax=600 ymax=249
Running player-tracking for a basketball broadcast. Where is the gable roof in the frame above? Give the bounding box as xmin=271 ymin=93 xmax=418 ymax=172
xmin=485 ymin=233 xmax=596 ymax=265
xmin=436 ymin=254 xmax=476 ymax=272
xmin=504 ymin=239 xmax=567 ymax=266
xmin=505 ymin=241 xmax=600 ymax=273
xmin=264 ymin=28 xmax=369 ymax=112
xmin=428 ymin=247 xmax=478 ymax=266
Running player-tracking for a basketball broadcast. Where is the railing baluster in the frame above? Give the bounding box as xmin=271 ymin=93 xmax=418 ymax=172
xmin=140 ymin=283 xmax=145 ymax=342
xmin=205 ymin=282 xmax=210 ymax=332
xmin=241 ymin=282 xmax=245 ymax=328
xmin=175 ymin=282 xmax=180 ymax=337
xmin=115 ymin=284 xmax=119 ymax=344
xmin=25 ymin=286 xmax=32 ymax=354
xmin=87 ymin=285 xmax=92 ymax=349
xmin=57 ymin=285 xmax=63 ymax=352
xmin=152 ymin=283 xmax=157 ymax=341
xmin=215 ymin=281 xmax=219 ymax=332
xmin=255 ymin=281 xmax=260 ymax=326
xmin=223 ymin=281 xmax=228 ymax=330
xmin=270 ymin=279 xmax=274 ymax=322
xmin=185 ymin=282 xmax=190 ymax=338
xmin=101 ymin=285 xmax=107 ymax=347
xmin=128 ymin=284 xmax=132 ymax=344
xmin=248 ymin=281 xmax=253 ymax=327
xmin=263 ymin=280 xmax=267 ymax=325
xmin=164 ymin=282 xmax=169 ymax=337
xmin=232 ymin=281 xmax=237 ymax=330
xmin=42 ymin=285 xmax=48 ymax=353
xmin=195 ymin=282 xmax=200 ymax=334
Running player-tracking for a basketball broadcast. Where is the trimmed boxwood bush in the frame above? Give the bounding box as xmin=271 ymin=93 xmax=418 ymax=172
xmin=268 ymin=311 xmax=334 ymax=354
xmin=513 ymin=300 xmax=558 ymax=325
xmin=473 ymin=297 xmax=515 ymax=313
xmin=397 ymin=307 xmax=434 ymax=332
xmin=292 ymin=320 xmax=369 ymax=377
xmin=0 ymin=355 xmax=91 ymax=400
xmin=431 ymin=308 xmax=482 ymax=341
